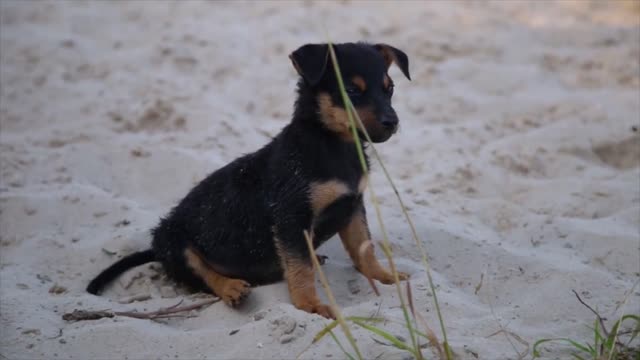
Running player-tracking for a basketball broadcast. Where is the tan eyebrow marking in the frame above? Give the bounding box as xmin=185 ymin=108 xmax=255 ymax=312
xmin=352 ymin=76 xmax=367 ymax=92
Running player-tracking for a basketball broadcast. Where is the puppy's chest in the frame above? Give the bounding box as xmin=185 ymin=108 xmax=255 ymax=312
xmin=308 ymin=175 xmax=368 ymax=218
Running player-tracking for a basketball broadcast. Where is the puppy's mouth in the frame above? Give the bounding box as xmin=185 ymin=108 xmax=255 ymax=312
xmin=358 ymin=127 xmax=395 ymax=143
xmin=353 ymin=107 xmax=398 ymax=143
xmin=371 ymin=130 xmax=394 ymax=143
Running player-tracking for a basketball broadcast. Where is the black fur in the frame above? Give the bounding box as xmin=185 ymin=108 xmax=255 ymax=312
xmin=87 ymin=42 xmax=410 ymax=296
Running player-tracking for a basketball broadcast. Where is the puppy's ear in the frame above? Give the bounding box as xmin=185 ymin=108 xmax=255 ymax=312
xmin=374 ymin=44 xmax=411 ymax=81
xmin=289 ymin=44 xmax=329 ymax=86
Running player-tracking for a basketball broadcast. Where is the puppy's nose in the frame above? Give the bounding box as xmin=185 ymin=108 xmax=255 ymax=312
xmin=381 ymin=117 xmax=398 ymax=130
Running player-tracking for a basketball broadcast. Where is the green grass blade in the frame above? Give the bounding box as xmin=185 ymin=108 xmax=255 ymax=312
xmin=324 ymin=40 xmax=422 ymax=358
xmin=624 ymin=314 xmax=640 ymax=344
xmin=607 ymin=314 xmax=640 ymax=353
xmin=621 ymin=314 xmax=640 ymax=322
xmin=564 ymin=339 xmax=593 ymax=354
xmin=304 ymin=231 xmax=363 ymax=360
xmin=593 ymin=320 xmax=603 ymax=351
xmin=351 ymin=319 xmax=416 ymax=354
xmin=347 ymin=97 xmax=451 ymax=360
xmin=312 ymin=320 xmax=340 ymax=344
xmin=307 ymin=317 xmax=384 ymax=357
xmin=325 ymin=45 xmax=367 ymax=171
xmin=533 ymin=338 xmax=593 ymax=358
xmin=329 ymin=330 xmax=356 ymax=360
xmin=346 ymin=316 xmax=385 ymax=323
xmin=605 ymin=318 xmax=622 ymax=350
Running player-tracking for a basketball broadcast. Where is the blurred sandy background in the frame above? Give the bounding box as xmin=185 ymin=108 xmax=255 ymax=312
xmin=1 ymin=1 xmax=639 ymax=359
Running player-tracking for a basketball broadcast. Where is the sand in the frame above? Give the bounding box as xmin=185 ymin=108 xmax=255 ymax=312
xmin=1 ymin=1 xmax=639 ymax=359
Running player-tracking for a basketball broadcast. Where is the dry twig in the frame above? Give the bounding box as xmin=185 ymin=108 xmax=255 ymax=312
xmin=572 ymin=289 xmax=609 ymax=338
xmin=62 ymin=298 xmax=220 ymax=322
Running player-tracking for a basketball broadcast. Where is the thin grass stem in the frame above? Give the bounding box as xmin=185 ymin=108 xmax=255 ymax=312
xmin=328 ymin=330 xmax=356 ymax=360
xmin=347 ymin=101 xmax=452 ymax=359
xmin=606 ymin=280 xmax=639 ymax=360
xmin=325 ymin=41 xmax=422 ymax=359
xmin=303 ymin=230 xmax=363 ymax=360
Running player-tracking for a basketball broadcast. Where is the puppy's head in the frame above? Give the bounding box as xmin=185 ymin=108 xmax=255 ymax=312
xmin=290 ymin=42 xmax=410 ymax=143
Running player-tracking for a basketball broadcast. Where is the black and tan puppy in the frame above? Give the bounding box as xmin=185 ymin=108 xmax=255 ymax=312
xmin=87 ymin=42 xmax=411 ymax=318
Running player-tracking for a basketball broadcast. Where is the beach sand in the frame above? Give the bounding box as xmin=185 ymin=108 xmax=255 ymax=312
xmin=1 ymin=1 xmax=639 ymax=359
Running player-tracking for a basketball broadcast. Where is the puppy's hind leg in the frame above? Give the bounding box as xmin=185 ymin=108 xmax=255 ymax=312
xmin=184 ymin=247 xmax=251 ymax=307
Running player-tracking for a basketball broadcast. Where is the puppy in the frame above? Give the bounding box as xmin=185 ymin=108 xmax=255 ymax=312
xmin=87 ymin=42 xmax=411 ymax=318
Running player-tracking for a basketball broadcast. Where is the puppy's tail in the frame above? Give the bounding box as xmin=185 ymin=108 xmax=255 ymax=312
xmin=86 ymin=249 xmax=156 ymax=295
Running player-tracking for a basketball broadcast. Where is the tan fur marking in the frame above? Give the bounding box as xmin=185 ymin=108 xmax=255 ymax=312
xmin=378 ymin=46 xmax=396 ymax=69
xmin=357 ymin=175 xmax=368 ymax=194
xmin=309 ymin=180 xmax=350 ymax=215
xmin=317 ymin=93 xmax=387 ymax=142
xmin=272 ymin=233 xmax=288 ymax=271
xmin=274 ymin=236 xmax=334 ymax=318
xmin=184 ymin=247 xmax=251 ymax=307
xmin=383 ymin=74 xmax=390 ymax=89
xmin=352 ymin=76 xmax=367 ymax=92
xmin=317 ymin=93 xmax=352 ymax=141
xmin=339 ymin=212 xmax=409 ymax=284
xmin=357 ymin=107 xmax=379 ymax=133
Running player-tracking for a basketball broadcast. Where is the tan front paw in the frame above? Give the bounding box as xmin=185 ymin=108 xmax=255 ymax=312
xmin=311 ymin=303 xmax=335 ymax=319
xmin=373 ymin=269 xmax=410 ymax=285
xmin=295 ymin=300 xmax=335 ymax=319
xmin=221 ymin=279 xmax=251 ymax=307
xmin=396 ymin=271 xmax=410 ymax=281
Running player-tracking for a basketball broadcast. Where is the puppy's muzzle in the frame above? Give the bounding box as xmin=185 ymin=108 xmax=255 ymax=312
xmin=380 ymin=108 xmax=399 ymax=134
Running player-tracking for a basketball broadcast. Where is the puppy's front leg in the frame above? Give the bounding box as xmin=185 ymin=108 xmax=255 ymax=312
xmin=274 ymin=235 xmax=334 ymax=319
xmin=340 ymin=201 xmax=409 ymax=284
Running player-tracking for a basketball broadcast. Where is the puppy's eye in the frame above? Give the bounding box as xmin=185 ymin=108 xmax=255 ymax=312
xmin=346 ymin=87 xmax=362 ymax=97
xmin=386 ymin=84 xmax=394 ymax=96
